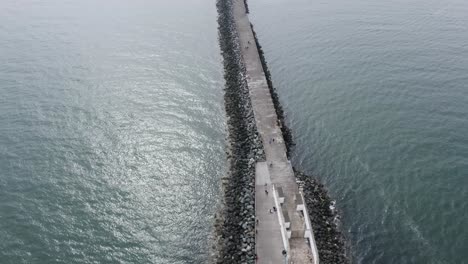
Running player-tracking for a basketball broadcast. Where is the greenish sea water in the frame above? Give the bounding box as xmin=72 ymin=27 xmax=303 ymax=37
xmin=0 ymin=0 xmax=225 ymax=263
xmin=249 ymin=0 xmax=468 ymax=263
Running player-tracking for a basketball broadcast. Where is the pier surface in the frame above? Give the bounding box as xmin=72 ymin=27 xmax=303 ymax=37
xmin=255 ymin=162 xmax=284 ymax=263
xmin=232 ymin=0 xmax=319 ymax=263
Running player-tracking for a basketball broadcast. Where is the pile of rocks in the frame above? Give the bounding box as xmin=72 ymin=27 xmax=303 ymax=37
xmin=296 ymin=171 xmax=350 ymax=264
xmin=210 ymin=0 xmax=263 ymax=263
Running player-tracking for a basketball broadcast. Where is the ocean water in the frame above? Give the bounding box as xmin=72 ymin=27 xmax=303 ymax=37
xmin=248 ymin=0 xmax=468 ymax=263
xmin=0 ymin=0 xmax=225 ymax=263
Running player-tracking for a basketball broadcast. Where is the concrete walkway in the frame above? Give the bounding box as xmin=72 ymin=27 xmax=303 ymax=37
xmin=255 ymin=162 xmax=285 ymax=264
xmin=232 ymin=0 xmax=318 ymax=263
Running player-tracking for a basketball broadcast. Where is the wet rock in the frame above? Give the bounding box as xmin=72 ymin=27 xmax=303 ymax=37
xmin=295 ymin=170 xmax=351 ymax=264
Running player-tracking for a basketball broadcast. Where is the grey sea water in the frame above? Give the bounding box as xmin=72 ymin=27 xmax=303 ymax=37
xmin=0 ymin=0 xmax=225 ymax=263
xmin=2 ymin=0 xmax=468 ymax=263
xmin=249 ymin=0 xmax=468 ymax=263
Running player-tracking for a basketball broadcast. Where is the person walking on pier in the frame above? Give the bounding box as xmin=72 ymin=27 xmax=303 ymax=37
xmin=265 ymin=189 xmax=268 ymax=195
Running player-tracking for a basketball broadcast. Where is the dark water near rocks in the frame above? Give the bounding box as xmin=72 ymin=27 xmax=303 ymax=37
xmin=0 ymin=0 xmax=225 ymax=263
xmin=248 ymin=0 xmax=468 ymax=263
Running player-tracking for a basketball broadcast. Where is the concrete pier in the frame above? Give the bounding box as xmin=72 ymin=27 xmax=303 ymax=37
xmin=232 ymin=0 xmax=319 ymax=263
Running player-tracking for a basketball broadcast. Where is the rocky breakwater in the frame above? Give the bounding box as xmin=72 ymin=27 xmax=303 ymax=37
xmin=246 ymin=2 xmax=350 ymax=263
xmin=250 ymin=26 xmax=294 ymax=158
xmin=211 ymin=0 xmax=350 ymax=263
xmin=210 ymin=0 xmax=263 ymax=263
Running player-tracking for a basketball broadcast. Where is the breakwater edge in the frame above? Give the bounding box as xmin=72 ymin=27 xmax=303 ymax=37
xmin=211 ymin=0 xmax=350 ymax=263
xmin=209 ymin=0 xmax=263 ymax=262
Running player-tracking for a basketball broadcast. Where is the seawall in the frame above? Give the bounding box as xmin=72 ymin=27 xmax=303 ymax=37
xmin=210 ymin=0 xmax=262 ymax=262
xmin=212 ymin=0 xmax=349 ymax=263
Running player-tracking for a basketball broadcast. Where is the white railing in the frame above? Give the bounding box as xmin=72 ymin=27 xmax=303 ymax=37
xmin=272 ymin=185 xmax=290 ymax=261
xmin=299 ymin=191 xmax=320 ymax=264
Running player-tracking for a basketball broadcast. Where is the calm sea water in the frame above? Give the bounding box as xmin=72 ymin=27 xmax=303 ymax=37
xmin=249 ymin=0 xmax=468 ymax=263
xmin=0 ymin=0 xmax=225 ymax=263
xmin=2 ymin=0 xmax=467 ymax=263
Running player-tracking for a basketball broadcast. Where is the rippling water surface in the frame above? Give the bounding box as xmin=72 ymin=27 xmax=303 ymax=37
xmin=0 ymin=0 xmax=224 ymax=263
xmin=249 ymin=0 xmax=468 ymax=263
